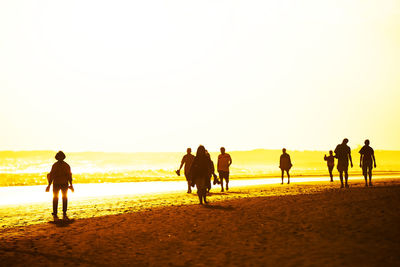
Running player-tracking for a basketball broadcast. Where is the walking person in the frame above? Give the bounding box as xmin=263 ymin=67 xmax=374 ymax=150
xmin=334 ymin=138 xmax=353 ymax=188
xmin=279 ymin=148 xmax=292 ymax=184
xmin=217 ymin=147 xmax=232 ymax=192
xmin=176 ymin=148 xmax=195 ymax=193
xmin=324 ymin=150 xmax=335 ymax=182
xmin=205 ymin=150 xmax=218 ymax=193
xmin=189 ymin=145 xmax=211 ymax=204
xmin=359 ymin=139 xmax=377 ymax=187
xmin=46 ymin=151 xmax=74 ymax=220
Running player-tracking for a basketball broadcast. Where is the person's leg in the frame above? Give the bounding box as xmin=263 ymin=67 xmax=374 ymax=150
xmin=281 ymin=169 xmax=284 ymax=184
xmin=287 ymin=170 xmax=290 ymax=184
xmin=61 ymin=186 xmax=68 ymax=216
xmin=225 ymin=172 xmax=229 ymax=191
xmin=203 ymin=188 xmax=208 ymax=204
xmin=339 ymin=171 xmax=344 ymax=188
xmin=362 ymin=165 xmax=368 ymax=186
xmin=344 ymin=170 xmax=349 ymax=187
xmin=197 ymin=187 xmax=203 ymax=204
xmin=219 ymin=172 xmax=224 ymax=192
xmin=52 ymin=185 xmax=60 ymax=216
xmin=368 ymin=165 xmax=373 ymax=186
xmin=328 ymin=166 xmax=333 ymax=182
xmin=185 ymin=174 xmax=191 ymax=193
xmin=207 ymin=176 xmax=211 ymax=193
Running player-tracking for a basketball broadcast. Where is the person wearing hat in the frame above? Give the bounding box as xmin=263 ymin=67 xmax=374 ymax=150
xmin=46 ymin=151 xmax=74 ymax=220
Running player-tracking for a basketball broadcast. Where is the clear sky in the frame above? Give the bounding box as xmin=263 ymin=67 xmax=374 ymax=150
xmin=0 ymin=0 xmax=399 ymax=152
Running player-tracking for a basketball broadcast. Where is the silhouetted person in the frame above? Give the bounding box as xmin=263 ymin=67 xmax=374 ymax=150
xmin=189 ymin=145 xmax=211 ymax=204
xmin=177 ymin=148 xmax=195 ymax=193
xmin=217 ymin=147 xmax=232 ymax=192
xmin=46 ymin=151 xmax=74 ymax=220
xmin=334 ymin=138 xmax=353 ymax=188
xmin=205 ymin=150 xmax=218 ymax=193
xmin=359 ymin=139 xmax=376 ymax=187
xmin=279 ymin=148 xmax=292 ymax=184
xmin=324 ymin=150 xmax=335 ymax=182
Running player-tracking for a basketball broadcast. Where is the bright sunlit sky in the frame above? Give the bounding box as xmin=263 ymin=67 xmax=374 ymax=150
xmin=0 ymin=0 xmax=399 ymax=152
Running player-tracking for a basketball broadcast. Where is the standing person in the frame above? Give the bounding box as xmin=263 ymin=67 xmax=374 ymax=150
xmin=279 ymin=148 xmax=292 ymax=184
xmin=205 ymin=150 xmax=218 ymax=193
xmin=324 ymin=150 xmax=335 ymax=182
xmin=217 ymin=147 xmax=232 ymax=192
xmin=334 ymin=138 xmax=353 ymax=188
xmin=189 ymin=145 xmax=211 ymax=204
xmin=46 ymin=151 xmax=74 ymax=220
xmin=359 ymin=139 xmax=377 ymax=187
xmin=176 ymin=148 xmax=195 ymax=193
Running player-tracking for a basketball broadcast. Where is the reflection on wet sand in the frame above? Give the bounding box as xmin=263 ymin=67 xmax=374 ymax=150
xmin=1 ymin=177 xmax=399 ymax=229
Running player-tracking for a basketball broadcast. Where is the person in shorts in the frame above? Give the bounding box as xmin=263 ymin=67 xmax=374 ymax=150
xmin=334 ymin=138 xmax=353 ymax=188
xmin=324 ymin=150 xmax=335 ymax=182
xmin=359 ymin=139 xmax=376 ymax=187
xmin=177 ymin=148 xmax=195 ymax=193
xmin=279 ymin=148 xmax=292 ymax=184
xmin=217 ymin=147 xmax=232 ymax=192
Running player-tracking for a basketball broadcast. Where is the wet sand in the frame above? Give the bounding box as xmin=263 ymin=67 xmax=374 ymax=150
xmin=1 ymin=179 xmax=400 ymax=266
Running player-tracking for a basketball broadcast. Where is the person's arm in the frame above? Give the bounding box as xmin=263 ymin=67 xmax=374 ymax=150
xmin=324 ymin=155 xmax=327 ymax=161
xmin=373 ymin=150 xmax=376 ymax=168
xmin=46 ymin=166 xmax=55 ymax=192
xmin=359 ymin=154 xmax=363 ymax=168
xmin=68 ymin=166 xmax=73 ymax=186
xmin=349 ymin=150 xmax=353 ymax=168
xmin=178 ymin=156 xmax=185 ymax=171
xmin=228 ymin=155 xmax=232 ymax=167
xmin=67 ymin=164 xmax=74 ymax=191
xmin=210 ymin=160 xmax=215 ymax=174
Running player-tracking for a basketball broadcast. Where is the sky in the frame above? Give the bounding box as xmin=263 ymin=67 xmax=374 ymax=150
xmin=0 ymin=0 xmax=399 ymax=152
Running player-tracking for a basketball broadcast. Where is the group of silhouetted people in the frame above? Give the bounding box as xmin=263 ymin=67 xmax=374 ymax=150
xmin=46 ymin=138 xmax=377 ymax=217
xmin=176 ymin=146 xmax=232 ymax=204
xmin=324 ymin=138 xmax=377 ymax=188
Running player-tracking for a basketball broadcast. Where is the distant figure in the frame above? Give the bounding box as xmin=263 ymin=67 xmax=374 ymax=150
xmin=176 ymin=148 xmax=195 ymax=193
xmin=324 ymin=150 xmax=335 ymax=182
xmin=359 ymin=139 xmax=377 ymax=187
xmin=279 ymin=148 xmax=292 ymax=184
xmin=205 ymin=150 xmax=218 ymax=193
xmin=46 ymin=151 xmax=74 ymax=220
xmin=334 ymin=138 xmax=353 ymax=188
xmin=189 ymin=145 xmax=211 ymax=204
xmin=217 ymin=147 xmax=232 ymax=192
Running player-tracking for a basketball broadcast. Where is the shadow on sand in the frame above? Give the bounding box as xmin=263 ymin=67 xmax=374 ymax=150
xmin=48 ymin=219 xmax=75 ymax=227
xmin=208 ymin=191 xmax=248 ymax=196
xmin=203 ymin=204 xmax=235 ymax=211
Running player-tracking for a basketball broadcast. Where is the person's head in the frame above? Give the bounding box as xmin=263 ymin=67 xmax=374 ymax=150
xmin=282 ymin=148 xmax=286 ymax=154
xmin=220 ymin=147 xmax=225 ymax=154
xmin=365 ymin=139 xmax=370 ymax=146
xmin=329 ymin=150 xmax=333 ymax=155
xmin=205 ymin=149 xmax=211 ymax=159
xmin=196 ymin=145 xmax=206 ymax=157
xmin=342 ymin=138 xmax=349 ymax=145
xmin=55 ymin=151 xmax=66 ymax=161
xmin=186 ymin=148 xmax=192 ymax=154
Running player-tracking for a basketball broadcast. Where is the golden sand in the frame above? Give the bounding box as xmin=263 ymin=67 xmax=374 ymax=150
xmin=1 ymin=179 xmax=399 ymax=266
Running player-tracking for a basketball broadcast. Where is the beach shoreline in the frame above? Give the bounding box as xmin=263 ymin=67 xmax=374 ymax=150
xmin=1 ymin=179 xmax=400 ymax=266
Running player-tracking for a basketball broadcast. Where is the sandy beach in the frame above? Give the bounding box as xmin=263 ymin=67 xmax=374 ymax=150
xmin=1 ymin=178 xmax=400 ymax=266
